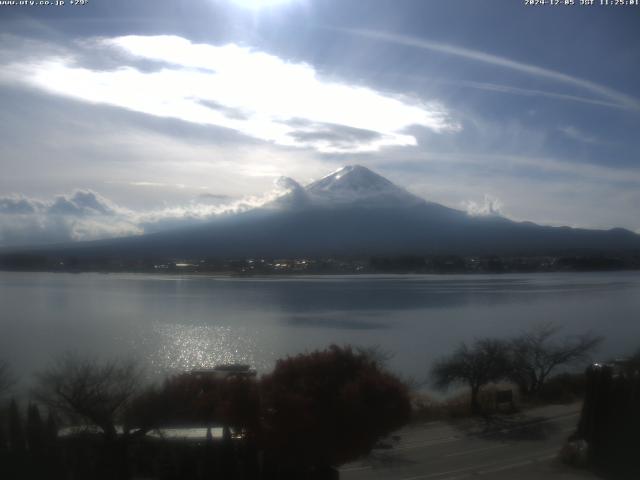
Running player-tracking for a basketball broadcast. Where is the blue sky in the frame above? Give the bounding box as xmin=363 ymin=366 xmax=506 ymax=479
xmin=0 ymin=0 xmax=639 ymax=246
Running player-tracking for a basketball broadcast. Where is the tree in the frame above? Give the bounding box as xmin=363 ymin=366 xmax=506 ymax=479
xmin=8 ymin=399 xmax=25 ymax=453
xmin=507 ymin=323 xmax=602 ymax=398
xmin=260 ymin=345 xmax=411 ymax=470
xmin=26 ymin=404 xmax=45 ymax=455
xmin=32 ymin=352 xmax=142 ymax=441
xmin=355 ymin=344 xmax=395 ymax=367
xmin=32 ymin=353 xmax=146 ymax=480
xmin=0 ymin=360 xmax=14 ymax=398
xmin=127 ymin=371 xmax=260 ymax=435
xmin=431 ymin=338 xmax=510 ymax=414
xmin=45 ymin=410 xmax=58 ymax=448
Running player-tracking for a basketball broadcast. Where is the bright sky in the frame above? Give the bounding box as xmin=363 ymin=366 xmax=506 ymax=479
xmin=0 ymin=0 xmax=639 ymax=246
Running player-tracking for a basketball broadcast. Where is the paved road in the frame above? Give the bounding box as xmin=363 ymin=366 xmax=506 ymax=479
xmin=340 ymin=403 xmax=600 ymax=480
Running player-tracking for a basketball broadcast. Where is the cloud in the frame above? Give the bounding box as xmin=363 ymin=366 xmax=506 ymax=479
xmin=128 ymin=181 xmax=177 ymax=188
xmin=1 ymin=191 xmax=120 ymax=219
xmin=286 ymin=121 xmax=385 ymax=153
xmin=0 ymin=190 xmax=140 ymax=246
xmin=450 ymin=80 xmax=623 ymax=110
xmin=340 ymin=29 xmax=640 ymax=111
xmin=463 ymin=195 xmax=504 ymax=217
xmin=0 ymin=181 xmax=301 ymax=247
xmin=0 ymin=195 xmax=42 ymax=215
xmin=47 ymin=191 xmax=118 ymax=216
xmin=197 ymin=193 xmax=236 ymax=204
xmin=387 ymin=149 xmax=640 ymax=231
xmin=196 ymin=100 xmax=250 ymax=120
xmin=558 ymin=126 xmax=599 ymax=144
xmin=1 ymin=35 xmax=460 ymax=153
xmin=0 ymin=209 xmax=141 ymax=247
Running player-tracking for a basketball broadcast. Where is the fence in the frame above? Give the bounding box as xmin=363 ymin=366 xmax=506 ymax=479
xmin=0 ymin=404 xmax=339 ymax=480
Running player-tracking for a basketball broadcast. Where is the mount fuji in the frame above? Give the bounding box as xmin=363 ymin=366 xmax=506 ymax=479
xmin=264 ymin=165 xmax=425 ymax=211
xmin=14 ymin=165 xmax=640 ymax=259
xmin=304 ymin=165 xmax=424 ymax=207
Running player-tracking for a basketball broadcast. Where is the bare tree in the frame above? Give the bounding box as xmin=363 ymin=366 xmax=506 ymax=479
xmin=355 ymin=344 xmax=395 ymax=367
xmin=32 ymin=352 xmax=142 ymax=440
xmin=431 ymin=338 xmax=510 ymax=414
xmin=507 ymin=323 xmax=602 ymax=397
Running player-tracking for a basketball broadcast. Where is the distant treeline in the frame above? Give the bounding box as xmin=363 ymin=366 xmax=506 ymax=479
xmin=370 ymin=254 xmax=640 ymax=273
xmin=1 ymin=252 xmax=639 ymax=274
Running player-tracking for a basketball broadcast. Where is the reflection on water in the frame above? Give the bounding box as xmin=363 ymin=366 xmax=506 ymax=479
xmin=1 ymin=271 xmax=639 ymax=387
xmin=139 ymin=323 xmax=271 ymax=375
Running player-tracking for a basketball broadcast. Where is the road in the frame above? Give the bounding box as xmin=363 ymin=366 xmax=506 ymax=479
xmin=340 ymin=403 xmax=601 ymax=480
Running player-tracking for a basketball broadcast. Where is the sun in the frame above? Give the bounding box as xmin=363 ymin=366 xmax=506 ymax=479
xmin=230 ymin=0 xmax=295 ymax=10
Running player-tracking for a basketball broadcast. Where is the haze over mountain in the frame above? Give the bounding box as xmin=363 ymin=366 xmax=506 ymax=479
xmin=12 ymin=165 xmax=640 ymax=259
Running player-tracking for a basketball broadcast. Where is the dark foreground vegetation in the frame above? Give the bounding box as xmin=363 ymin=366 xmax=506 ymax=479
xmin=429 ymin=323 xmax=602 ymax=414
xmin=0 ymin=346 xmax=410 ymax=480
xmin=0 ymin=329 xmax=638 ymax=479
xmin=425 ymin=327 xmax=640 ymax=479
xmin=574 ymin=355 xmax=640 ymax=479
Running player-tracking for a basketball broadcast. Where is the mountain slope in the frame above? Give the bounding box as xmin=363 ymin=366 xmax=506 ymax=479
xmin=8 ymin=165 xmax=640 ymax=259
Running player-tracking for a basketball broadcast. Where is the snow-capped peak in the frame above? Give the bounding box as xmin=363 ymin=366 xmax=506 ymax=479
xmin=261 ymin=165 xmax=424 ymax=210
xmin=304 ymin=165 xmax=423 ymax=207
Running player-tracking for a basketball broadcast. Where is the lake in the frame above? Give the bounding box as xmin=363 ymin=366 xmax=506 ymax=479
xmin=1 ymin=271 xmax=639 ymax=390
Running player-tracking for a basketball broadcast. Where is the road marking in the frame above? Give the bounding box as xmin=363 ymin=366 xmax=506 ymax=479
xmin=398 ymin=449 xmax=558 ymax=480
xmin=341 ymin=410 xmax=579 ymax=478
xmin=393 ymin=411 xmax=578 ymax=452
xmin=475 ymin=453 xmax=556 ymax=476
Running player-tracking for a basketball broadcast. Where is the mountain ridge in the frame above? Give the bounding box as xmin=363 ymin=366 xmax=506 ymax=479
xmin=3 ymin=165 xmax=640 ymax=259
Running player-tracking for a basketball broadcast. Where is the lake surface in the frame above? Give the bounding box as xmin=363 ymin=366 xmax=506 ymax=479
xmin=1 ymin=271 xmax=639 ymax=389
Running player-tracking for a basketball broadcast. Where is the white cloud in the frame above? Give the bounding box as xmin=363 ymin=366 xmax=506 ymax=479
xmin=2 ymin=35 xmax=459 ymax=154
xmin=463 ymin=195 xmax=504 ymax=217
xmin=0 ymin=180 xmax=301 ymax=247
xmin=0 ymin=191 xmax=140 ymax=246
